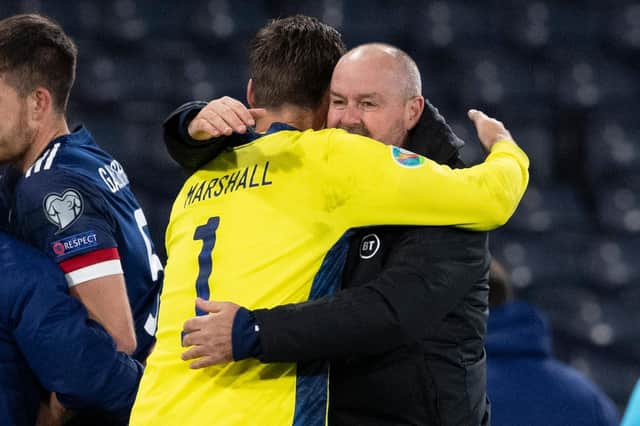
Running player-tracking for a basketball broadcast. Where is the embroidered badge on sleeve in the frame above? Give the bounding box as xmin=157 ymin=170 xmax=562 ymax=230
xmin=390 ymin=145 xmax=426 ymax=168
xmin=43 ymin=188 xmax=84 ymax=233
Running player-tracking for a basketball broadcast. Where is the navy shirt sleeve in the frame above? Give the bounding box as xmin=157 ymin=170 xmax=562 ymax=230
xmin=5 ymin=235 xmax=141 ymax=412
xmin=231 ymin=307 xmax=261 ymax=360
xmin=13 ymin=170 xmax=118 ymax=264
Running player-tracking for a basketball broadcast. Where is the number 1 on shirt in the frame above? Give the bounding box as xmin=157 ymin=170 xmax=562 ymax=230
xmin=193 ymin=216 xmax=220 ymax=316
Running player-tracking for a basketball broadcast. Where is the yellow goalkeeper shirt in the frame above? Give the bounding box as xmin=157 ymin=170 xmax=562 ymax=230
xmin=130 ymin=124 xmax=529 ymax=425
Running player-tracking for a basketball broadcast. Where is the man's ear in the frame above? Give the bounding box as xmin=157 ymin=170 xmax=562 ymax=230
xmin=246 ymin=78 xmax=256 ymax=108
xmin=404 ymin=95 xmax=425 ymax=131
xmin=29 ymin=87 xmax=53 ymax=123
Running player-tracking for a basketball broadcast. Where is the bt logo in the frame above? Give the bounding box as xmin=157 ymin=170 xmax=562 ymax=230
xmin=359 ymin=233 xmax=380 ymax=259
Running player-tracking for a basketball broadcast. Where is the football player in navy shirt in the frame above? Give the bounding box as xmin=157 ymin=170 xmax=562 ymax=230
xmin=0 ymin=14 xmax=161 ymax=363
xmin=0 ymin=231 xmax=142 ymax=425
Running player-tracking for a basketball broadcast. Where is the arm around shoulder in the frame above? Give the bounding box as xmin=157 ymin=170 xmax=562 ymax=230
xmin=163 ymin=101 xmax=225 ymax=172
xmin=476 ymin=139 xmax=530 ymax=228
xmin=324 ymin=130 xmax=529 ymax=232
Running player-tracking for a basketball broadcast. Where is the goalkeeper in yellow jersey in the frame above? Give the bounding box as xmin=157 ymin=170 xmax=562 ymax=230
xmin=165 ymin=42 xmax=498 ymax=426
xmin=130 ymin=15 xmax=528 ymax=426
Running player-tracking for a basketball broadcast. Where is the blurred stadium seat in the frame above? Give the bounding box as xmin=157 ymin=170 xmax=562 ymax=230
xmin=490 ymin=230 xmax=590 ymax=289
xmin=338 ymin=0 xmax=412 ymax=46
xmin=605 ymin=2 xmax=640 ymax=61
xmin=408 ymin=1 xmax=498 ymax=51
xmin=76 ymin=52 xmax=174 ymax=103
xmin=581 ymin=235 xmax=640 ymax=287
xmin=586 ymin=104 xmax=640 ymax=181
xmin=498 ymin=0 xmax=602 ymax=52
xmin=507 ymin=184 xmax=592 ymax=232
xmin=551 ymin=49 xmax=639 ymax=108
xmin=188 ymin=0 xmax=270 ymax=46
xmin=593 ymin=174 xmax=640 ymax=233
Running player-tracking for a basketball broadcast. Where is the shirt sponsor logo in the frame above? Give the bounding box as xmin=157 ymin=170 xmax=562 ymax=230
xmin=359 ymin=233 xmax=381 ymax=259
xmin=51 ymin=231 xmax=98 ymax=257
xmin=43 ymin=189 xmax=84 ymax=233
xmin=390 ymin=146 xmax=425 ymax=168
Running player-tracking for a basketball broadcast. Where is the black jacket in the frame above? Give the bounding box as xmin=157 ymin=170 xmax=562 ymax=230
xmin=163 ymin=101 xmax=490 ymax=425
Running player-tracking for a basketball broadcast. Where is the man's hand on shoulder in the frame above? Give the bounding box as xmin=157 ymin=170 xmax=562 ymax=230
xmin=188 ymin=96 xmax=266 ymax=140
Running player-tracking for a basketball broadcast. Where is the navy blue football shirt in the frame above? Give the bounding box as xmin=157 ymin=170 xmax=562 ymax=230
xmin=1 ymin=126 xmax=162 ymax=361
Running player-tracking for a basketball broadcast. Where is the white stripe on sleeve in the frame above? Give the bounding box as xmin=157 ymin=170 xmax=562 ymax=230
xmin=64 ymin=259 xmax=124 ymax=287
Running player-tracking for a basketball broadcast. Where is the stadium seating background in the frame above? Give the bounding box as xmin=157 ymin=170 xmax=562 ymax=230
xmin=2 ymin=0 xmax=638 ymax=411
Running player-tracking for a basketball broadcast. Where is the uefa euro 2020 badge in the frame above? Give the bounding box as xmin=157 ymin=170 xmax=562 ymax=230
xmin=43 ymin=188 xmax=84 ymax=233
xmin=390 ymin=146 xmax=425 ymax=168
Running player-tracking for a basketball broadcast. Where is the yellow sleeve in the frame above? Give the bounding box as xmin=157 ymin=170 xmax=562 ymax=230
xmin=324 ymin=130 xmax=529 ymax=231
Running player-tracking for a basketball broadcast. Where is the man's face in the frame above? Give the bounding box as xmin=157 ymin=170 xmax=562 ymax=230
xmin=0 ymin=76 xmax=34 ymax=167
xmin=327 ymin=53 xmax=410 ymax=147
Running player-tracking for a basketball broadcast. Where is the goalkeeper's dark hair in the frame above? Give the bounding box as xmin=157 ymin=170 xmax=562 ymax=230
xmin=0 ymin=14 xmax=77 ymax=113
xmin=248 ymin=15 xmax=346 ymax=110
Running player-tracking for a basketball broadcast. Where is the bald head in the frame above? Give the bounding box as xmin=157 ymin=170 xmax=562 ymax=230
xmin=338 ymin=43 xmax=422 ymax=99
xmin=327 ymin=42 xmax=425 ymax=147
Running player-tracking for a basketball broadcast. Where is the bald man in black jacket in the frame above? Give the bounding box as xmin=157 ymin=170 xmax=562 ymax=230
xmin=165 ymin=44 xmax=491 ymax=426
